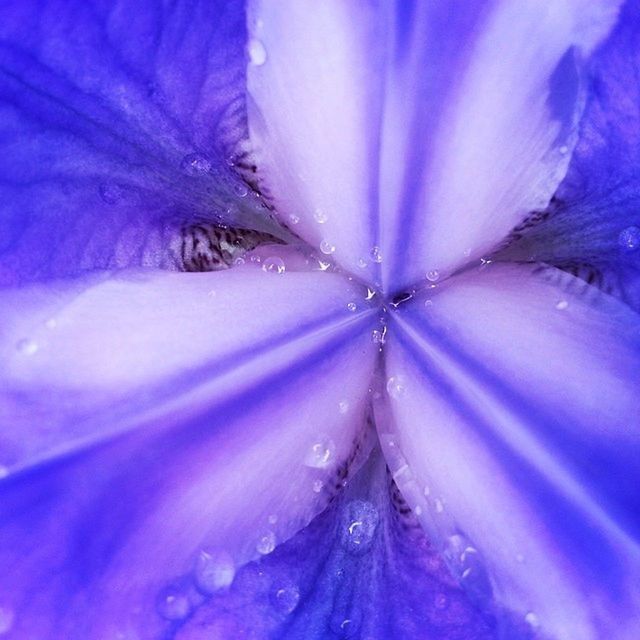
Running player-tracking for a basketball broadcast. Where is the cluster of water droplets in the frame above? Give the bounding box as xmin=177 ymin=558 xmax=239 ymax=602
xmin=618 ymin=225 xmax=640 ymax=252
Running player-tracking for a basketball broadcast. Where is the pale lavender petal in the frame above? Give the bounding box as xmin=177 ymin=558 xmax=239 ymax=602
xmin=377 ymin=263 xmax=640 ymax=639
xmin=378 ymin=0 xmax=622 ymax=290
xmin=0 ymin=269 xmax=378 ymax=638
xmin=245 ymin=0 xmax=384 ymax=281
xmin=176 ymin=449 xmax=497 ymax=640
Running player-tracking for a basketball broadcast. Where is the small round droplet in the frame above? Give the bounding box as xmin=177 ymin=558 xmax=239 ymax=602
xmin=256 ymin=531 xmax=276 ymax=555
xmin=524 ymin=612 xmax=540 ymax=628
xmin=248 ymin=38 xmax=267 ymax=65
xmin=271 ymin=584 xmax=300 ymax=614
xmin=357 ymin=258 xmax=368 ymax=269
xmin=555 ymin=299 xmax=569 ymax=310
xmin=180 ymin=153 xmax=212 ymax=175
xmin=338 ymin=400 xmax=349 ymax=414
xmin=426 ymin=269 xmax=440 ymax=282
xmin=262 ymin=256 xmax=286 ymax=275
xmin=320 ymin=240 xmax=335 ymax=255
xmin=370 ymin=246 xmax=383 ymax=263
xmin=559 ymin=145 xmax=569 ymax=155
xmin=194 ymin=549 xmax=235 ymax=594
xmin=304 ymin=438 xmax=335 ymax=469
xmin=424 ymin=299 xmax=433 ymax=307
xmin=386 ymin=375 xmax=407 ymax=399
xmin=434 ymin=593 xmax=448 ymax=610
xmin=0 ymin=606 xmax=14 ymax=635
xmin=312 ymin=479 xmax=324 ymax=493
xmin=313 ymin=208 xmax=328 ymax=224
xmin=371 ymin=329 xmax=386 ymax=345
xmin=288 ymin=214 xmax=300 ymax=225
xmin=98 ymin=183 xmax=124 ymax=205
xmin=347 ymin=302 xmax=357 ymax=312
xmin=16 ymin=339 xmax=38 ymax=356
xmin=434 ymin=498 xmax=444 ymax=513
xmin=341 ymin=500 xmax=379 ymax=555
xmin=233 ymin=183 xmax=249 ymax=198
xmin=156 ymin=585 xmax=191 ymax=621
xmin=618 ymin=225 xmax=640 ymax=252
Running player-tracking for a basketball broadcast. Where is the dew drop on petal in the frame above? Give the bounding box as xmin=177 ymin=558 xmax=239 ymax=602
xmin=338 ymin=400 xmax=349 ymax=414
xmin=313 ymin=208 xmax=328 ymax=224
xmin=347 ymin=302 xmax=357 ymax=312
xmin=312 ymin=479 xmax=324 ymax=493
xmin=248 ymin=38 xmax=267 ymax=65
xmin=371 ymin=329 xmax=386 ymax=346
xmin=357 ymin=258 xmax=368 ymax=269
xmin=341 ymin=500 xmax=379 ymax=555
xmin=256 ymin=531 xmax=276 ymax=556
xmin=271 ymin=584 xmax=301 ymax=614
xmin=180 ymin=153 xmax=212 ymax=175
xmin=320 ymin=240 xmax=336 ymax=255
xmin=193 ymin=549 xmax=236 ymax=595
xmin=386 ymin=375 xmax=407 ymax=399
xmin=556 ymin=299 xmax=569 ymax=310
xmin=262 ymin=257 xmax=286 ymax=274
xmin=16 ymin=338 xmax=38 ymax=356
xmin=426 ymin=269 xmax=440 ymax=282
xmin=0 ymin=606 xmax=14 ymax=635
xmin=288 ymin=214 xmax=300 ymax=225
xmin=268 ymin=514 xmax=278 ymax=525
xmin=525 ymin=612 xmax=540 ymax=628
xmin=304 ymin=438 xmax=335 ymax=469
xmin=156 ymin=585 xmax=191 ymax=621
xmin=369 ymin=246 xmax=383 ymax=263
xmin=233 ymin=183 xmax=249 ymax=198
xmin=618 ymin=225 xmax=640 ymax=251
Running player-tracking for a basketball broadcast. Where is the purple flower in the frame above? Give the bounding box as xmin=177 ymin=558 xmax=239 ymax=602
xmin=0 ymin=1 xmax=639 ymax=639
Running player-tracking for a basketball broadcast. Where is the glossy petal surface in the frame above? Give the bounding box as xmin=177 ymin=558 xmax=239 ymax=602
xmin=378 ymin=263 xmax=640 ymax=640
xmin=0 ymin=269 xmax=378 ymax=639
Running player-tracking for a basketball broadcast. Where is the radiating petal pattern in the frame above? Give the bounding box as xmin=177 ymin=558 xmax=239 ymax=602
xmin=497 ymin=0 xmax=640 ymax=310
xmin=0 ymin=0 xmax=280 ymax=285
xmin=246 ymin=0 xmax=384 ymax=283
xmin=377 ymin=263 xmax=640 ymax=640
xmin=378 ymin=0 xmax=622 ymax=291
xmin=0 ymin=269 xmax=379 ymax=639
xmin=176 ymin=449 xmax=497 ymax=640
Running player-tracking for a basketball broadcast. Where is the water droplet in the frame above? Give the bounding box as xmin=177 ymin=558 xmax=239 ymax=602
xmin=524 ymin=612 xmax=540 ymax=628
xmin=288 ymin=214 xmax=300 ymax=225
xmin=424 ymin=299 xmax=433 ymax=307
xmin=233 ymin=183 xmax=249 ymax=198
xmin=370 ymin=246 xmax=383 ymax=263
xmin=271 ymin=584 xmax=300 ymax=614
xmin=434 ymin=593 xmax=448 ymax=610
xmin=0 ymin=607 xmax=13 ymax=635
xmin=256 ymin=531 xmax=276 ymax=555
xmin=347 ymin=302 xmax=357 ymax=312
xmin=262 ymin=256 xmax=286 ymax=274
xmin=233 ymin=256 xmax=246 ymax=266
xmin=193 ymin=549 xmax=235 ymax=594
xmin=365 ymin=288 xmax=376 ymax=301
xmin=341 ymin=500 xmax=379 ymax=555
xmin=414 ymin=505 xmax=423 ymax=516
xmin=559 ymin=145 xmax=569 ymax=155
xmin=16 ymin=339 xmax=38 ymax=356
xmin=618 ymin=225 xmax=640 ymax=251
xmin=371 ymin=329 xmax=386 ymax=345
xmin=423 ymin=485 xmax=431 ymax=497
xmin=386 ymin=375 xmax=407 ymax=399
xmin=330 ymin=613 xmax=361 ymax=639
xmin=312 ymin=479 xmax=324 ymax=493
xmin=434 ymin=498 xmax=444 ymax=513
xmin=426 ymin=269 xmax=440 ymax=282
xmin=357 ymin=258 xmax=368 ymax=269
xmin=248 ymin=38 xmax=267 ymax=65
xmin=555 ymin=299 xmax=569 ymax=310
xmin=98 ymin=183 xmax=124 ymax=205
xmin=180 ymin=153 xmax=212 ymax=175
xmin=338 ymin=400 xmax=349 ymax=414
xmin=317 ymin=260 xmax=331 ymax=271
xmin=313 ymin=208 xmax=328 ymax=224
xmin=304 ymin=438 xmax=335 ymax=469
xmin=320 ymin=240 xmax=335 ymax=255
xmin=156 ymin=585 xmax=191 ymax=621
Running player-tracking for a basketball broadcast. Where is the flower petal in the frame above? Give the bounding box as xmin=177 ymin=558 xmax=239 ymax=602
xmin=176 ymin=449 xmax=497 ymax=640
xmin=378 ymin=0 xmax=622 ymax=291
xmin=497 ymin=1 xmax=640 ymax=310
xmin=0 ymin=0 xmax=275 ymax=285
xmin=245 ymin=0 xmax=384 ymax=282
xmin=377 ymin=263 xmax=640 ymax=639
xmin=0 ymin=269 xmax=378 ymax=638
